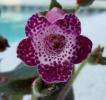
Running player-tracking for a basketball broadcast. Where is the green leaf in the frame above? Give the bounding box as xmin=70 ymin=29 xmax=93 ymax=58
xmin=49 ymin=0 xmax=62 ymax=10
xmin=0 ymin=78 xmax=34 ymax=95
xmin=0 ymin=63 xmax=38 ymax=80
xmin=10 ymin=95 xmax=23 ymax=100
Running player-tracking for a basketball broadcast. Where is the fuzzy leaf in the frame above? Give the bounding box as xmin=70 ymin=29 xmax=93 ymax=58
xmin=10 ymin=95 xmax=23 ymax=100
xmin=49 ymin=0 xmax=62 ymax=10
xmin=0 ymin=63 xmax=38 ymax=80
xmin=0 ymin=78 xmax=34 ymax=95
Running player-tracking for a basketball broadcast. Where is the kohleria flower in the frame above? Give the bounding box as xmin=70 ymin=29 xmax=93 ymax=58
xmin=17 ymin=7 xmax=92 ymax=84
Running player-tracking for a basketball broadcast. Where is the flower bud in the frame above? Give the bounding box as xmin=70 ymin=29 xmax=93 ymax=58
xmin=0 ymin=35 xmax=9 ymax=52
xmin=32 ymin=78 xmax=62 ymax=100
xmin=77 ymin=0 xmax=95 ymax=6
xmin=88 ymin=45 xmax=106 ymax=65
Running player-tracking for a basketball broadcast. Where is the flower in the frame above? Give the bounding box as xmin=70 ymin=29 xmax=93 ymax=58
xmin=17 ymin=7 xmax=92 ymax=84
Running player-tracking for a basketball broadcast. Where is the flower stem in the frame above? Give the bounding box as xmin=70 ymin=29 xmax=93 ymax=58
xmin=56 ymin=58 xmax=88 ymax=100
xmin=75 ymin=5 xmax=80 ymax=12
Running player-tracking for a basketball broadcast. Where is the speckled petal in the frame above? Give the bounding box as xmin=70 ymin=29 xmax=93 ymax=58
xmin=55 ymin=13 xmax=81 ymax=36
xmin=17 ymin=38 xmax=40 ymax=66
xmin=25 ymin=13 xmax=50 ymax=37
xmin=31 ymin=24 xmax=69 ymax=65
xmin=46 ymin=7 xmax=65 ymax=23
xmin=38 ymin=62 xmax=73 ymax=84
xmin=72 ymin=35 xmax=92 ymax=64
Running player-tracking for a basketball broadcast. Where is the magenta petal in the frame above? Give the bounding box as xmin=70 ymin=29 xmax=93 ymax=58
xmin=72 ymin=35 xmax=92 ymax=64
xmin=38 ymin=63 xmax=73 ymax=84
xmin=46 ymin=7 xmax=65 ymax=23
xmin=25 ymin=13 xmax=50 ymax=37
xmin=17 ymin=38 xmax=40 ymax=66
xmin=55 ymin=13 xmax=81 ymax=36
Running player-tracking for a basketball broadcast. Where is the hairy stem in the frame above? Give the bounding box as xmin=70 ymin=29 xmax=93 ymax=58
xmin=75 ymin=5 xmax=80 ymax=12
xmin=56 ymin=59 xmax=88 ymax=100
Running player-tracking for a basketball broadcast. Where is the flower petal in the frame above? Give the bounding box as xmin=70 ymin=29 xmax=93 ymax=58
xmin=46 ymin=7 xmax=65 ymax=23
xmin=55 ymin=13 xmax=81 ymax=36
xmin=17 ymin=38 xmax=40 ymax=66
xmin=72 ymin=35 xmax=92 ymax=64
xmin=25 ymin=13 xmax=50 ymax=37
xmin=38 ymin=62 xmax=73 ymax=83
xmin=31 ymin=24 xmax=68 ymax=65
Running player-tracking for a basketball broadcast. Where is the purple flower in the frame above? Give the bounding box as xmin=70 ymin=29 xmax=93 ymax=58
xmin=17 ymin=7 xmax=92 ymax=84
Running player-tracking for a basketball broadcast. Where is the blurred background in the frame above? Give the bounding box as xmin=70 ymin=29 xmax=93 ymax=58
xmin=0 ymin=0 xmax=106 ymax=100
xmin=0 ymin=0 xmax=106 ymax=44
